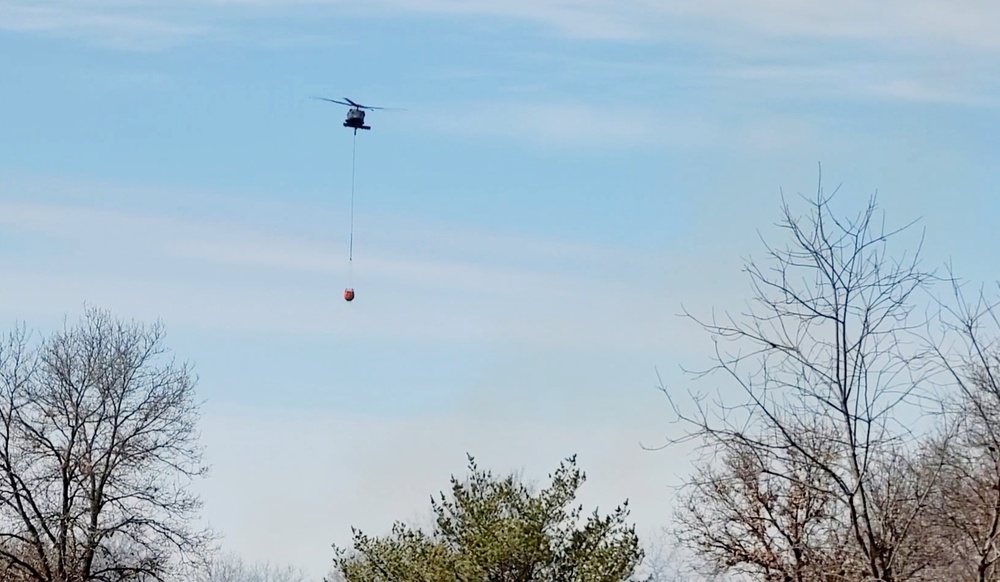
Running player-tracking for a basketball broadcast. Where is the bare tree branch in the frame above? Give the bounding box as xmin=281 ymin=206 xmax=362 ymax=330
xmin=0 ymin=307 xmax=214 ymax=581
xmin=664 ymin=173 xmax=940 ymax=582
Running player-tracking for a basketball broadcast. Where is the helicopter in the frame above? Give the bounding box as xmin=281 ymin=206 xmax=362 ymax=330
xmin=312 ymin=96 xmax=400 ymax=133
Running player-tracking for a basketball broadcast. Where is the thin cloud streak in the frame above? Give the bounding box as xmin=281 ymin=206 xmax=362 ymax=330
xmin=0 ymin=200 xmax=719 ymax=355
xmin=0 ymin=200 xmax=658 ymax=286
xmin=0 ymin=1 xmax=209 ymax=49
xmin=0 ymin=264 xmax=718 ymax=358
xmin=717 ymin=60 xmax=1000 ymax=108
xmin=4 ymin=0 xmax=997 ymax=111
xmin=5 ymin=0 xmax=1000 ymax=54
xmin=414 ymin=101 xmax=821 ymax=151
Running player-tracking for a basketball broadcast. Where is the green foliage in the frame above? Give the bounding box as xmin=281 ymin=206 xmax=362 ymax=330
xmin=332 ymin=454 xmax=644 ymax=582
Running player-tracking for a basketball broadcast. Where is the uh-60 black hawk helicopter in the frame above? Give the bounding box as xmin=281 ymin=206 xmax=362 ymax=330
xmin=312 ymin=96 xmax=402 ymax=134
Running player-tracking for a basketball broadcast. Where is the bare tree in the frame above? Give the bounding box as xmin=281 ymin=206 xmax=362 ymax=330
xmin=635 ymin=529 xmax=726 ymax=582
xmin=662 ymin=178 xmax=943 ymax=582
xmin=919 ymin=275 xmax=1000 ymax=581
xmin=674 ymin=423 xmax=857 ymax=582
xmin=198 ymin=551 xmax=311 ymax=582
xmin=0 ymin=307 xmax=212 ymax=581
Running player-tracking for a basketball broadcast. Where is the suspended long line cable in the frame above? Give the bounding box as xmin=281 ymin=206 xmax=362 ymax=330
xmin=348 ymin=130 xmax=357 ymax=282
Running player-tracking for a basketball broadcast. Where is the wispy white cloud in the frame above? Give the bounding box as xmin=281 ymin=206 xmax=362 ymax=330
xmin=716 ymin=60 xmax=1000 ymax=107
xmin=0 ymin=1 xmax=210 ymax=49
xmin=413 ymin=100 xmax=822 ymax=150
xmin=0 ymin=199 xmax=655 ymax=286
xmin=866 ymin=78 xmax=999 ymax=107
xmin=3 ymin=0 xmax=997 ymax=111
xmin=416 ymin=102 xmax=673 ymax=148
xmin=174 ymin=0 xmax=1000 ymax=52
xmin=674 ymin=0 xmax=1000 ymax=52
xmin=6 ymin=0 xmax=1000 ymax=55
xmin=0 ymin=199 xmax=724 ymax=355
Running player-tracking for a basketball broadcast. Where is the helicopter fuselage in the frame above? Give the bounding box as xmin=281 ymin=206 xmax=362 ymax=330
xmin=344 ymin=107 xmax=371 ymax=130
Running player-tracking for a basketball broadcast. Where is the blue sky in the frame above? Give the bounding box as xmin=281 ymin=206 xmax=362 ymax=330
xmin=2 ymin=1 xmax=999 ymax=578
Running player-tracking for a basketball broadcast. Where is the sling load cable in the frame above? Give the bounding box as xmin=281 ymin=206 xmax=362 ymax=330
xmin=344 ymin=130 xmax=357 ymax=302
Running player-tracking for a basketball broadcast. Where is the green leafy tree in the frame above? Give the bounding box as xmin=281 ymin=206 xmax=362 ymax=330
xmin=331 ymin=454 xmax=644 ymax=582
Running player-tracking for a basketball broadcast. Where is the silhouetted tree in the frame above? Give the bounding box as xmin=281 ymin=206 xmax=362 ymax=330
xmin=0 ymin=307 xmax=212 ymax=581
xmin=919 ymin=275 xmax=1000 ymax=581
xmin=665 ymin=181 xmax=943 ymax=582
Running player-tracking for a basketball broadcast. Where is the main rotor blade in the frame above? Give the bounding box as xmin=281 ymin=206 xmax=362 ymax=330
xmin=312 ymin=96 xmax=354 ymax=106
xmin=344 ymin=98 xmax=406 ymax=111
xmin=314 ymin=96 xmax=406 ymax=111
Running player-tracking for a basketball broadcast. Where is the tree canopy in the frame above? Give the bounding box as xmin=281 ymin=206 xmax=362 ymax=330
xmin=331 ymin=455 xmax=644 ymax=582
